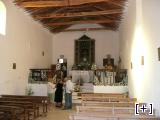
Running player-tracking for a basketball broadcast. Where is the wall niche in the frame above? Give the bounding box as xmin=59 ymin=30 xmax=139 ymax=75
xmin=74 ymin=35 xmax=95 ymax=70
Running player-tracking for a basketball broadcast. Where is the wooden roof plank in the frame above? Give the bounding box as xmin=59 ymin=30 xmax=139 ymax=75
xmin=18 ymin=0 xmax=110 ymax=8
xmin=51 ymin=25 xmax=71 ymax=33
xmin=14 ymin=0 xmax=127 ymax=33
xmin=62 ymin=28 xmax=109 ymax=32
xmin=46 ymin=19 xmax=116 ymax=26
xmin=107 ymin=0 xmax=125 ymax=7
xmin=34 ymin=9 xmax=122 ymax=19
xmin=19 ymin=1 xmax=68 ymax=8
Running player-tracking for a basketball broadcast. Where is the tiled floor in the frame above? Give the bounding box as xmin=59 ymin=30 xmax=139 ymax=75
xmin=37 ymin=104 xmax=76 ymax=120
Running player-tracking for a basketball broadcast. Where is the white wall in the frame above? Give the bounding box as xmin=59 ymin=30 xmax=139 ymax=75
xmin=52 ymin=30 xmax=119 ymax=70
xmin=0 ymin=0 xmax=52 ymax=95
xmin=119 ymin=0 xmax=136 ymax=99
xmin=28 ymin=84 xmax=48 ymax=96
xmin=119 ymin=0 xmax=160 ymax=115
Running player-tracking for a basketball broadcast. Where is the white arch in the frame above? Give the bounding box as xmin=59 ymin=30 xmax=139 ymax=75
xmin=0 ymin=1 xmax=6 ymax=35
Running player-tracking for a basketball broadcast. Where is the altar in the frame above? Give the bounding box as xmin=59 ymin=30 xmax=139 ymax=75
xmin=69 ymin=70 xmax=117 ymax=85
xmin=69 ymin=70 xmax=94 ymax=83
xmin=69 ymin=69 xmax=128 ymax=93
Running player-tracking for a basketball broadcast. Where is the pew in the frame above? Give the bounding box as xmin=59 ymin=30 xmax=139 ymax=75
xmin=1 ymin=94 xmax=49 ymax=115
xmin=0 ymin=111 xmax=5 ymax=120
xmin=82 ymin=97 xmax=137 ymax=103
xmin=0 ymin=99 xmax=36 ymax=120
xmin=76 ymin=106 xmax=135 ymax=115
xmin=0 ymin=97 xmax=39 ymax=116
xmin=0 ymin=94 xmax=50 ymax=119
xmin=82 ymin=101 xmax=138 ymax=107
xmin=81 ymin=93 xmax=127 ymax=100
xmin=69 ymin=113 xmax=160 ymax=120
xmin=76 ymin=106 xmax=154 ymax=115
xmin=70 ymin=93 xmax=160 ymax=120
xmin=0 ymin=105 xmax=24 ymax=120
xmin=70 ymin=105 xmax=159 ymax=120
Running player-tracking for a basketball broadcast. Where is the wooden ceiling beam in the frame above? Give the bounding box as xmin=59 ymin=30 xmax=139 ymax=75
xmin=93 ymin=6 xmax=121 ymax=20
xmin=34 ymin=9 xmax=122 ymax=19
xmin=14 ymin=0 xmax=127 ymax=32
xmin=18 ymin=1 xmax=67 ymax=8
xmin=107 ymin=0 xmax=124 ymax=7
xmin=46 ymin=19 xmax=116 ymax=26
xmin=62 ymin=28 xmax=108 ymax=32
xmin=19 ymin=0 xmax=110 ymax=8
xmin=68 ymin=0 xmax=109 ymax=6
xmin=51 ymin=25 xmax=71 ymax=33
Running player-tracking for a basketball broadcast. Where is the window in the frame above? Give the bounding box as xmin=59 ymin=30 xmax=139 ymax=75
xmin=0 ymin=1 xmax=6 ymax=35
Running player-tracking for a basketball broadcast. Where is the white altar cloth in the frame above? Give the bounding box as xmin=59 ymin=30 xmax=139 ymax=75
xmin=69 ymin=70 xmax=94 ymax=83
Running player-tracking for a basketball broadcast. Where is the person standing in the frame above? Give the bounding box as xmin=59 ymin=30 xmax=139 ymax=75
xmin=54 ymin=79 xmax=64 ymax=107
xmin=64 ymin=76 xmax=74 ymax=109
xmin=47 ymin=78 xmax=55 ymax=103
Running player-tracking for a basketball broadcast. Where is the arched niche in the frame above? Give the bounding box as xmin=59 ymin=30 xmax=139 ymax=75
xmin=74 ymin=35 xmax=95 ymax=70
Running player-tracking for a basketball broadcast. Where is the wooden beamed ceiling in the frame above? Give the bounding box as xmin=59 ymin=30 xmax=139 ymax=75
xmin=14 ymin=0 xmax=128 ymax=33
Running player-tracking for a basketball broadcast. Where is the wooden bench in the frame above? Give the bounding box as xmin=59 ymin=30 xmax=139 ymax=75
xmin=82 ymin=101 xmax=139 ymax=107
xmin=71 ymin=106 xmax=158 ymax=120
xmin=0 ymin=111 xmax=5 ymax=120
xmin=69 ymin=113 xmax=160 ymax=120
xmin=0 ymin=98 xmax=38 ymax=113
xmin=70 ymin=103 xmax=159 ymax=120
xmin=81 ymin=93 xmax=127 ymax=100
xmin=76 ymin=106 xmax=135 ymax=114
xmin=0 ymin=99 xmax=36 ymax=120
xmin=1 ymin=95 xmax=49 ymax=115
xmin=82 ymin=97 xmax=137 ymax=103
xmin=0 ymin=105 xmax=24 ymax=120
xmin=76 ymin=106 xmax=153 ymax=115
xmin=73 ymin=93 xmax=159 ymax=120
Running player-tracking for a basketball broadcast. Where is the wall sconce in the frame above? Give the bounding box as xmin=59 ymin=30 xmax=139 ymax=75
xmin=158 ymin=47 xmax=160 ymax=61
xmin=141 ymin=56 xmax=144 ymax=65
xmin=131 ymin=62 xmax=133 ymax=69
xmin=13 ymin=63 xmax=16 ymax=69
xmin=42 ymin=51 xmax=44 ymax=56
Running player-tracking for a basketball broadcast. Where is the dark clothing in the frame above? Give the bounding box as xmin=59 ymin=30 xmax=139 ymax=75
xmin=54 ymin=83 xmax=63 ymax=103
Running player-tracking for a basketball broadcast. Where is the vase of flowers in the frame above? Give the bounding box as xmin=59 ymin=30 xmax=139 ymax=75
xmin=26 ymin=86 xmax=34 ymax=96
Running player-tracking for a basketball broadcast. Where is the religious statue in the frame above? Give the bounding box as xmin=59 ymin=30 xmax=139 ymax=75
xmin=78 ymin=57 xmax=90 ymax=70
xmin=57 ymin=55 xmax=67 ymax=78
xmin=103 ymin=54 xmax=114 ymax=71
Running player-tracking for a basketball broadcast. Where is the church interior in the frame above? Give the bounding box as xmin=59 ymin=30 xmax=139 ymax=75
xmin=0 ymin=0 xmax=160 ymax=119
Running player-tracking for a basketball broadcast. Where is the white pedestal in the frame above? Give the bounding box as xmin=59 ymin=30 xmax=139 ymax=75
xmin=69 ymin=70 xmax=94 ymax=83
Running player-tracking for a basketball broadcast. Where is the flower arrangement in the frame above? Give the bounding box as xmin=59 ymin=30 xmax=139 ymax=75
xmin=91 ymin=64 xmax=97 ymax=70
xmin=26 ymin=86 xmax=34 ymax=96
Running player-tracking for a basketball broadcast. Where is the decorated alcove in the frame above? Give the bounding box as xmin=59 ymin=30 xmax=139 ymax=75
xmin=74 ymin=35 xmax=95 ymax=70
